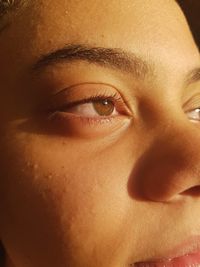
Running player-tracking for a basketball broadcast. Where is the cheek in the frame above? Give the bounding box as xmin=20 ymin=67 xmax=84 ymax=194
xmin=0 ymin=131 xmax=134 ymax=266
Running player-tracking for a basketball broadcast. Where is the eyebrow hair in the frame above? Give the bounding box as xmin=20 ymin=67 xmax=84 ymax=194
xmin=0 ymin=0 xmax=14 ymax=15
xmin=32 ymin=43 xmax=200 ymax=86
xmin=32 ymin=44 xmax=152 ymax=79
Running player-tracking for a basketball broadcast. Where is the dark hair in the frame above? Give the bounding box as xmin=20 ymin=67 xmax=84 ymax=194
xmin=0 ymin=242 xmax=5 ymax=267
xmin=178 ymin=0 xmax=200 ymax=49
xmin=0 ymin=0 xmax=15 ymax=17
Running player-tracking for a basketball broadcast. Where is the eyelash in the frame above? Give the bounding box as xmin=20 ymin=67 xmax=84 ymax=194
xmin=58 ymin=92 xmax=120 ymax=109
xmin=47 ymin=91 xmax=129 ymax=126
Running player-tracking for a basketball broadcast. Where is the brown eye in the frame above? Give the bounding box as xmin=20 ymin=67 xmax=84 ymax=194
xmin=63 ymin=97 xmax=119 ymax=117
xmin=93 ymin=99 xmax=115 ymax=116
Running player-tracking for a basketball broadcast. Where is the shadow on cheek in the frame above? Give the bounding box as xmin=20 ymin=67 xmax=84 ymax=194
xmin=17 ymin=114 xmax=66 ymax=137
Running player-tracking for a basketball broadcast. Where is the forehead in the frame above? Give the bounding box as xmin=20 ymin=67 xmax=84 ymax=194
xmin=4 ymin=1 xmax=195 ymax=50
xmin=0 ymin=0 xmax=194 ymax=47
xmin=1 ymin=0 xmax=187 ymax=38
xmin=0 ymin=0 xmax=199 ymax=82
xmin=27 ymin=0 xmax=185 ymax=42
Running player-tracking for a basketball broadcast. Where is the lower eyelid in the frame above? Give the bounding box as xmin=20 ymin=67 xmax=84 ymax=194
xmin=46 ymin=111 xmax=131 ymax=138
xmin=48 ymin=111 xmax=118 ymax=124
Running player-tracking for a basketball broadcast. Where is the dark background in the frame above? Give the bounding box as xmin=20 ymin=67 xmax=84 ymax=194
xmin=178 ymin=0 xmax=200 ymax=49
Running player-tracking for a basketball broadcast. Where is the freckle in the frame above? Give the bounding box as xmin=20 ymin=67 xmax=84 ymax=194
xmin=26 ymin=161 xmax=31 ymax=167
xmin=34 ymin=175 xmax=39 ymax=180
xmin=47 ymin=174 xmax=53 ymax=180
xmin=33 ymin=164 xmax=38 ymax=170
xmin=34 ymin=174 xmax=39 ymax=180
xmin=42 ymin=191 xmax=46 ymax=199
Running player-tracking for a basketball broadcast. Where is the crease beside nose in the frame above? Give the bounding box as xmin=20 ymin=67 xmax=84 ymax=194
xmin=134 ymin=124 xmax=200 ymax=202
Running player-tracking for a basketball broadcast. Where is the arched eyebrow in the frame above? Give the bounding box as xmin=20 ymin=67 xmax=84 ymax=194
xmin=31 ymin=44 xmax=200 ymax=85
xmin=31 ymin=44 xmax=153 ymax=80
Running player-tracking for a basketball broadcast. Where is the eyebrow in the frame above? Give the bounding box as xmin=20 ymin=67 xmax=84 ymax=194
xmin=31 ymin=44 xmax=200 ymax=85
xmin=31 ymin=44 xmax=152 ymax=79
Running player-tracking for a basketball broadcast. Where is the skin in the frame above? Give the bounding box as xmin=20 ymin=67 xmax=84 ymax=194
xmin=0 ymin=0 xmax=200 ymax=266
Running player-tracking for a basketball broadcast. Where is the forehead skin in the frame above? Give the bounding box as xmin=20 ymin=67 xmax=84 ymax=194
xmin=0 ymin=1 xmax=200 ymax=267
xmin=0 ymin=0 xmax=199 ymax=78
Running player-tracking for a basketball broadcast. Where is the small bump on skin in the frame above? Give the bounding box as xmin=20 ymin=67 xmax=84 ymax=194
xmin=47 ymin=174 xmax=53 ymax=180
xmin=26 ymin=161 xmax=31 ymax=167
xmin=33 ymin=163 xmax=39 ymax=170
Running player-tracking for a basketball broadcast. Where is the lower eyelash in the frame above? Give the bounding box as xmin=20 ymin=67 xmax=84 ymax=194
xmin=47 ymin=110 xmax=116 ymax=125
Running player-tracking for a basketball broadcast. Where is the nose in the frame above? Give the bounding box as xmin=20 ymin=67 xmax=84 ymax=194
xmin=134 ymin=119 xmax=200 ymax=202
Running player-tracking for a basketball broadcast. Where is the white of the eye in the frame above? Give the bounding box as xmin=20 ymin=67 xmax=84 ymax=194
xmin=67 ymin=102 xmax=119 ymax=117
xmin=187 ymin=108 xmax=200 ymax=121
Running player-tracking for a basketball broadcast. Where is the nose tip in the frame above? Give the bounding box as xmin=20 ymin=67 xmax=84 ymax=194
xmin=133 ymin=126 xmax=200 ymax=202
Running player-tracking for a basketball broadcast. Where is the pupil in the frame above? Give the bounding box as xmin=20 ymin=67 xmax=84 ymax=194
xmin=93 ymin=99 xmax=114 ymax=116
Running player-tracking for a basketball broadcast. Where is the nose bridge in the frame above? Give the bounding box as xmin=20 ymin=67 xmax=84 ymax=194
xmin=134 ymin=119 xmax=200 ymax=202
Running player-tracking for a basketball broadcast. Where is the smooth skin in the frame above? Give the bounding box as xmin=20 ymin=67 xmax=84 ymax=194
xmin=0 ymin=0 xmax=200 ymax=266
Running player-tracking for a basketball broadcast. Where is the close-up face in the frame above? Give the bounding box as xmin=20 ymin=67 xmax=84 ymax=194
xmin=0 ymin=0 xmax=200 ymax=267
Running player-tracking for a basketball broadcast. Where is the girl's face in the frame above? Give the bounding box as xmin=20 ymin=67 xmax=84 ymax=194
xmin=0 ymin=0 xmax=200 ymax=266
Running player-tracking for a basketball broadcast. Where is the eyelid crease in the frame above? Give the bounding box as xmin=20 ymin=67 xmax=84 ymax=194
xmin=47 ymin=92 xmax=132 ymax=118
xmin=183 ymin=93 xmax=200 ymax=110
xmin=44 ymin=82 xmax=134 ymax=116
xmin=185 ymin=67 xmax=200 ymax=86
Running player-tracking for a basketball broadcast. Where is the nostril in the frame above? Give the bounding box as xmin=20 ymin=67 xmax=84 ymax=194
xmin=181 ymin=186 xmax=200 ymax=197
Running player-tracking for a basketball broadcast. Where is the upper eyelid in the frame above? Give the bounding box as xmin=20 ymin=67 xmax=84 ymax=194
xmin=60 ymin=93 xmax=119 ymax=106
xmin=183 ymin=93 xmax=200 ymax=110
xmin=45 ymin=82 xmax=134 ymax=114
xmin=48 ymin=93 xmax=132 ymax=118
